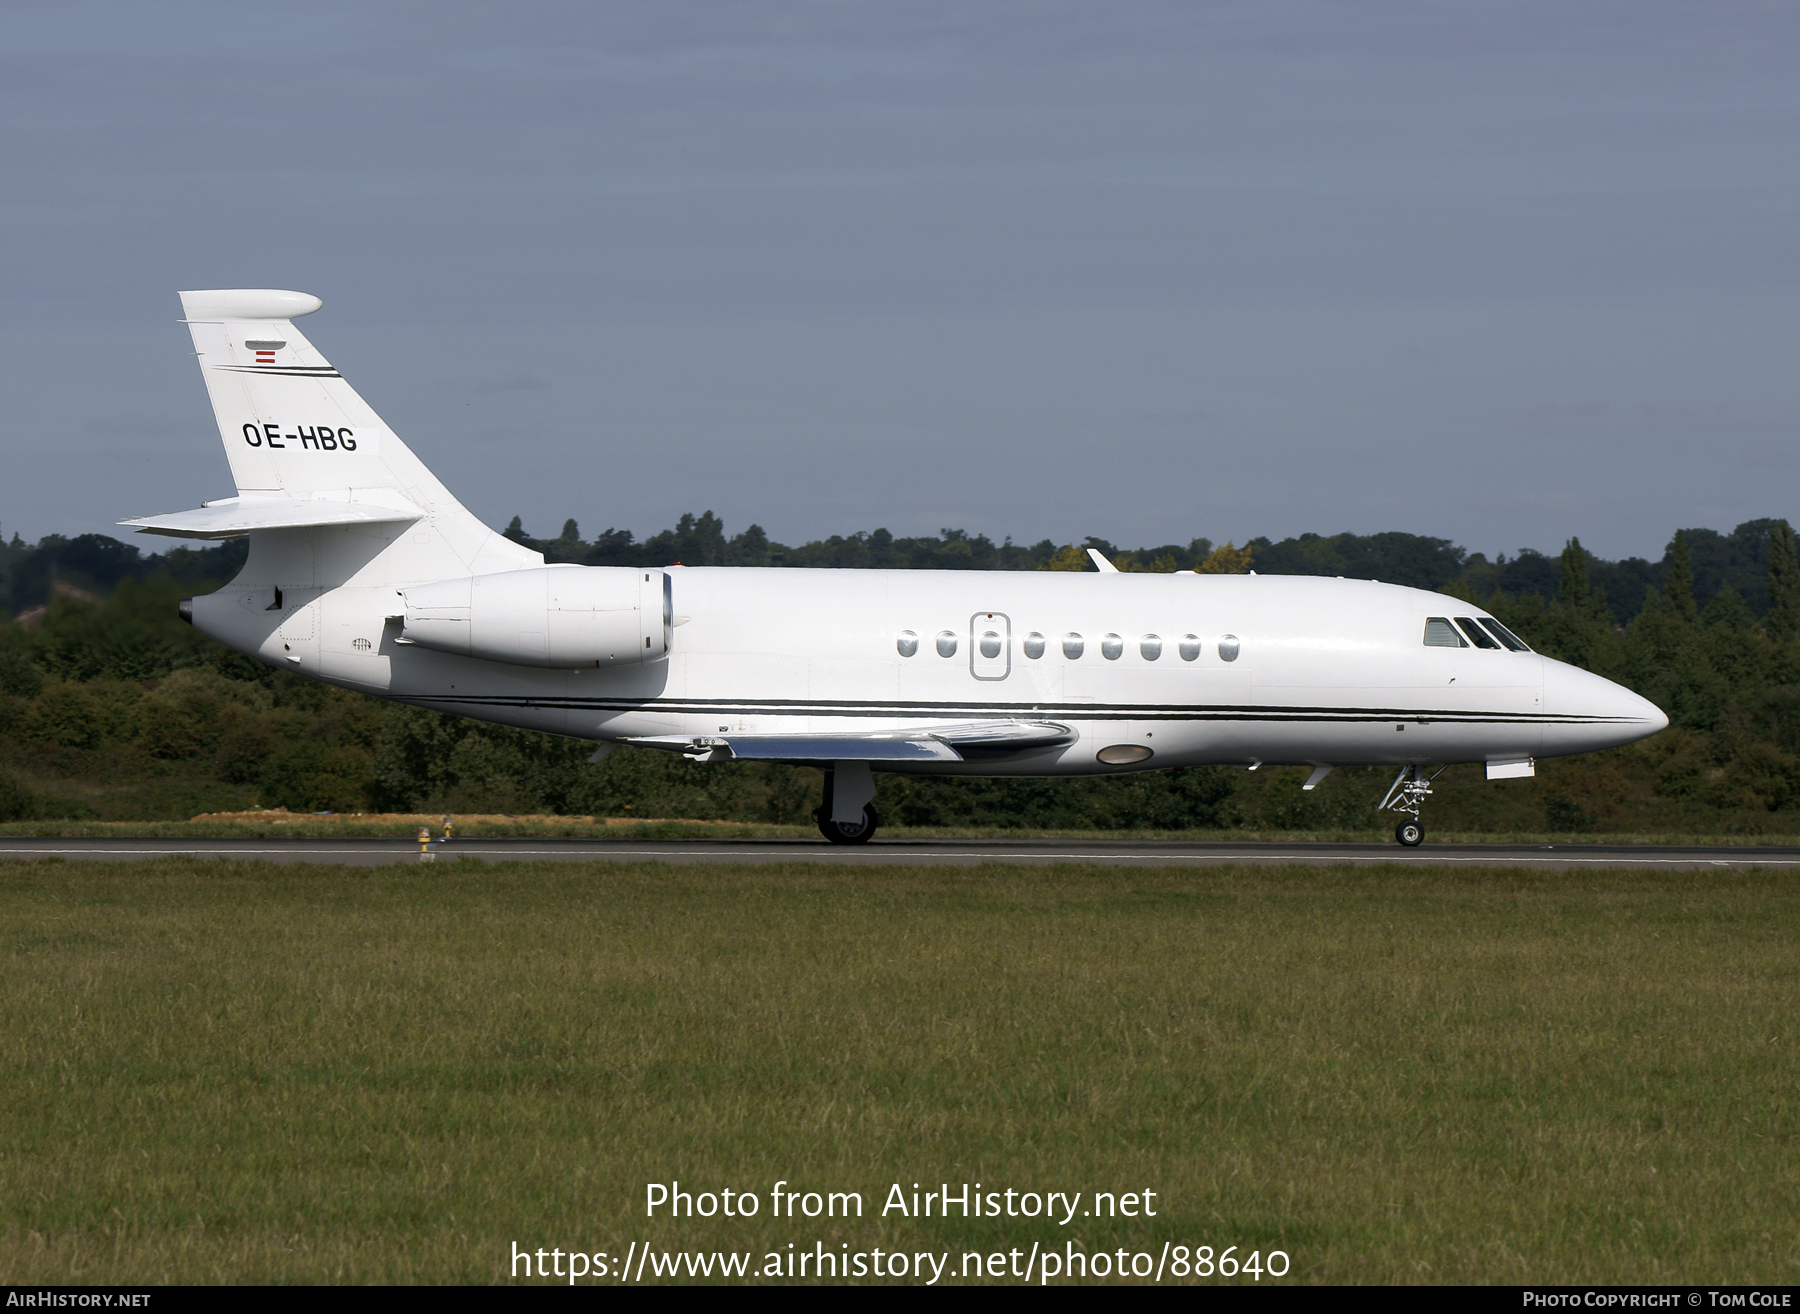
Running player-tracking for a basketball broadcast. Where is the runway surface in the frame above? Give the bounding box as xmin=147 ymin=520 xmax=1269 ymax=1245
xmin=2 ymin=836 xmax=1799 ymax=868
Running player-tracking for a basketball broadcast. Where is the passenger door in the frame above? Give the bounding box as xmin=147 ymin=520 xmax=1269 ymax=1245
xmin=969 ymin=612 xmax=1010 ymax=681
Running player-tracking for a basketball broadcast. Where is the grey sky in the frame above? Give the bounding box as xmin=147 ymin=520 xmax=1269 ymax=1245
xmin=3 ymin=1 xmax=1797 ymax=561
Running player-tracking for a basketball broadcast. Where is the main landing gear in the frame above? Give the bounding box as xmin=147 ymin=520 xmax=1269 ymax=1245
xmin=817 ymin=804 xmax=880 ymax=845
xmin=815 ymin=763 xmax=880 ymax=845
xmin=1380 ymin=764 xmax=1444 ymax=847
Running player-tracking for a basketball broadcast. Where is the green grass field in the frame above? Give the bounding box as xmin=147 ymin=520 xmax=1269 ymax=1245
xmin=1 ymin=858 xmax=1794 ymax=1284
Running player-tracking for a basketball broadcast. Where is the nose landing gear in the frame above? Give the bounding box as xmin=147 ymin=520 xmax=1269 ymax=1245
xmin=1380 ymin=764 xmax=1444 ymax=847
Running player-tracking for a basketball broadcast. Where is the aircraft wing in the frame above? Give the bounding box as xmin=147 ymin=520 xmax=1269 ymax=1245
xmin=628 ymin=720 xmax=1076 ymax=763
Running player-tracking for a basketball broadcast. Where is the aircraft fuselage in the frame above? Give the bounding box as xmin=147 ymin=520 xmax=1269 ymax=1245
xmin=191 ymin=558 xmax=1663 ymax=775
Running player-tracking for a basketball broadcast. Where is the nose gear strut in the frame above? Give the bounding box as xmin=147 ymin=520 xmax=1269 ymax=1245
xmin=1380 ymin=764 xmax=1447 ymax=846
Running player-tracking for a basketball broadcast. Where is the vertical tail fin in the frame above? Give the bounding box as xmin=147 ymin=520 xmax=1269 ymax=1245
xmin=142 ymin=289 xmax=538 ymax=584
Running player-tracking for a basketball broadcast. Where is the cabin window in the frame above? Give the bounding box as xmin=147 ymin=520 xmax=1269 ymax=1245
xmin=1062 ymin=633 xmax=1084 ymax=659
xmin=1423 ymin=617 xmax=1467 ymax=647
xmin=896 ymin=630 xmax=918 ymax=657
xmin=935 ymin=630 xmax=958 ymax=657
xmin=1178 ymin=634 xmax=1201 ymax=661
xmin=1023 ymin=632 xmax=1046 ymax=659
xmin=1480 ymin=617 xmax=1532 ymax=652
xmin=1101 ymin=633 xmax=1124 ymax=660
xmin=979 ymin=630 xmax=1003 ymax=659
xmin=1140 ymin=634 xmax=1162 ymax=660
xmin=1218 ymin=634 xmax=1240 ymax=662
xmin=1455 ymin=617 xmax=1500 ymax=649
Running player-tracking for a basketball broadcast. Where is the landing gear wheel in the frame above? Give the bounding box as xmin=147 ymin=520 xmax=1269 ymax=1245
xmin=1395 ymin=820 xmax=1424 ymax=847
xmin=817 ymin=804 xmax=879 ymax=845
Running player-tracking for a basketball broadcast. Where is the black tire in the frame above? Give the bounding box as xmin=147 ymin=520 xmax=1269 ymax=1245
xmin=1395 ymin=820 xmax=1424 ymax=847
xmin=817 ymin=804 xmax=879 ymax=845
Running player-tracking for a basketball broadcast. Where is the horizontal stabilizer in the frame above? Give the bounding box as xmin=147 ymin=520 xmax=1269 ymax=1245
xmin=629 ymin=720 xmax=1075 ymax=763
xmin=119 ymin=494 xmax=424 ymax=540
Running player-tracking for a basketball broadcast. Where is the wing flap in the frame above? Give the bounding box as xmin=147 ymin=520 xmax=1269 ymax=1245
xmin=627 ymin=720 xmax=1074 ymax=763
xmin=718 ymin=735 xmax=963 ymax=762
xmin=932 ymin=720 xmax=1077 ymax=752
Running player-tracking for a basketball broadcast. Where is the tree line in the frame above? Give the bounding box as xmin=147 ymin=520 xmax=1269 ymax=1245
xmin=5 ymin=513 xmax=1789 ymax=625
xmin=497 ymin=511 xmax=1794 ymax=628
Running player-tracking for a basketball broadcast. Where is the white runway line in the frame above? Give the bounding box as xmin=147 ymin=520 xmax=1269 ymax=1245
xmin=0 ymin=844 xmax=1795 ymax=867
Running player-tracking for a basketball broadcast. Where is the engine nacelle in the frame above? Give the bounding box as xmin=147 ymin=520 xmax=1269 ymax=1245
xmin=400 ymin=566 xmax=671 ymax=668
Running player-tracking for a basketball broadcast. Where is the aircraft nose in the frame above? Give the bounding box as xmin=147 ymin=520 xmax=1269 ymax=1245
xmin=1541 ymin=658 xmax=1667 ymax=754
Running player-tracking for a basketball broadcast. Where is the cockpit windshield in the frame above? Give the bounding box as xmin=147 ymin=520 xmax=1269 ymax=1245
xmin=1478 ymin=617 xmax=1531 ymax=652
xmin=1455 ymin=617 xmax=1501 ymax=649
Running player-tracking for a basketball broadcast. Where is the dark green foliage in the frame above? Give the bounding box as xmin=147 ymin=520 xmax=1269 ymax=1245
xmin=369 ymin=703 xmax=819 ymax=819
xmin=0 ymin=768 xmax=35 ymax=821
xmin=1666 ymin=530 xmax=1700 ymax=625
xmin=0 ymin=532 xmax=244 ymax=616
xmin=0 ymin=649 xmax=42 ymax=699
xmin=1462 ymin=547 xmax=1562 ymax=604
xmin=372 ymin=705 xmax=590 ymax=813
xmin=1678 ymin=520 xmax=1791 ymax=617
xmin=1560 ymin=536 xmax=1595 ymax=613
xmin=9 ymin=577 xmax=219 ymax=684
xmin=1529 ymin=539 xmax=1624 ymax=677
xmin=506 ymin=512 xmax=1211 ymax=574
xmin=1542 ymin=791 xmax=1597 ymax=832
xmin=0 ymin=579 xmax=383 ymax=818
xmin=1442 ymin=523 xmax=1794 ymax=628
xmin=494 ymin=511 xmax=1800 ymax=631
xmin=257 ymin=742 xmax=374 ymax=814
xmin=1571 ymin=520 xmax=1793 ymax=626
xmin=882 ymin=766 xmax=1239 ymax=830
xmin=1765 ymin=520 xmax=1800 ymax=641
xmin=1242 ymin=531 xmax=1466 ymax=590
xmin=1703 ymin=585 xmax=1756 ymax=635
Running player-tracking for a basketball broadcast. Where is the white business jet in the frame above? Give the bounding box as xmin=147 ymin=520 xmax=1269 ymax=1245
xmin=123 ymin=290 xmax=1667 ymax=846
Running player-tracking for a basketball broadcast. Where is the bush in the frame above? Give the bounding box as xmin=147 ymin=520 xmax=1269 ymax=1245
xmin=257 ymin=741 xmax=373 ymax=813
xmin=24 ymin=683 xmax=106 ymax=750
xmin=883 ymin=766 xmax=1239 ymax=830
xmin=0 ymin=649 xmax=43 ymax=699
xmin=134 ymin=668 xmax=264 ymax=760
xmin=0 ymin=768 xmax=35 ymax=821
xmin=1543 ymin=793 xmax=1598 ymax=832
xmin=213 ymin=705 xmax=279 ymax=783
